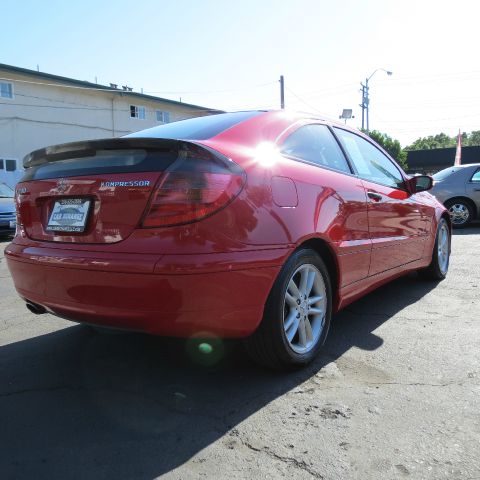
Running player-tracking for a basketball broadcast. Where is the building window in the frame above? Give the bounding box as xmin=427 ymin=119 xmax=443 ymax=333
xmin=0 ymin=82 xmax=13 ymax=99
xmin=130 ymin=105 xmax=146 ymax=119
xmin=156 ymin=110 xmax=170 ymax=123
xmin=0 ymin=159 xmax=18 ymax=171
xmin=5 ymin=159 xmax=17 ymax=172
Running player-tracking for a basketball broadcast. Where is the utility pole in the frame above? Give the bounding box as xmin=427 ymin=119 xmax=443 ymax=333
xmin=359 ymin=82 xmax=369 ymax=131
xmin=365 ymin=80 xmax=370 ymax=132
xmin=360 ymin=69 xmax=392 ymax=133
xmin=280 ymin=75 xmax=285 ymax=109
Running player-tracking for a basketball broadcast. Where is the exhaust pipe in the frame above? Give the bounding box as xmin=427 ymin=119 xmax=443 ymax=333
xmin=26 ymin=302 xmax=47 ymax=315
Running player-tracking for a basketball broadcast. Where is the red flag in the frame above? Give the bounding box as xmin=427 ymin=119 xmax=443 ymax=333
xmin=454 ymin=129 xmax=462 ymax=165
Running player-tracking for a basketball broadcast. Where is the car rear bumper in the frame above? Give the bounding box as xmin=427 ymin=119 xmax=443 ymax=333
xmin=5 ymin=243 xmax=289 ymax=337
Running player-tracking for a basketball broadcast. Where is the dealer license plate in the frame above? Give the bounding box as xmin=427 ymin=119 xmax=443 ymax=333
xmin=46 ymin=198 xmax=91 ymax=233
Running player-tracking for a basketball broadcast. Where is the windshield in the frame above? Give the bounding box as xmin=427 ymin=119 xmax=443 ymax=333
xmin=433 ymin=166 xmax=462 ymax=181
xmin=0 ymin=183 xmax=14 ymax=198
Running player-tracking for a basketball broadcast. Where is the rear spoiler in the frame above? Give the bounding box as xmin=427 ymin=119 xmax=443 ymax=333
xmin=23 ymin=138 xmax=180 ymax=168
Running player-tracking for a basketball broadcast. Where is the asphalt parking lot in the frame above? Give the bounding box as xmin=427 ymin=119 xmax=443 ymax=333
xmin=0 ymin=227 xmax=479 ymax=480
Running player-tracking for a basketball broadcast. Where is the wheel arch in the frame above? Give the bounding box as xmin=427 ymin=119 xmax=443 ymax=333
xmin=295 ymin=237 xmax=340 ymax=310
xmin=440 ymin=210 xmax=452 ymax=235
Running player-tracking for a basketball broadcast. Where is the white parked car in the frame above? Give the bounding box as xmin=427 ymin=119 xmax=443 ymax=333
xmin=0 ymin=182 xmax=16 ymax=237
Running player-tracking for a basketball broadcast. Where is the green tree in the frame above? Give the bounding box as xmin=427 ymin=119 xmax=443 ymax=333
xmin=405 ymin=133 xmax=455 ymax=150
xmin=363 ymin=130 xmax=408 ymax=170
xmin=406 ymin=130 xmax=480 ymax=150
xmin=465 ymin=130 xmax=480 ymax=146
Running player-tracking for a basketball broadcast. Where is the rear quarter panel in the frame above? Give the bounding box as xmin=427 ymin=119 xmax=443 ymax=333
xmin=202 ymin=139 xmax=371 ymax=288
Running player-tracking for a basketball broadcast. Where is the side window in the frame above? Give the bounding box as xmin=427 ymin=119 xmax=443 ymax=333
xmin=130 ymin=105 xmax=146 ymax=119
xmin=334 ymin=128 xmax=405 ymax=189
xmin=470 ymin=168 xmax=480 ymax=182
xmin=5 ymin=159 xmax=17 ymax=172
xmin=280 ymin=124 xmax=351 ymax=173
xmin=0 ymin=82 xmax=14 ymax=99
xmin=156 ymin=110 xmax=170 ymax=123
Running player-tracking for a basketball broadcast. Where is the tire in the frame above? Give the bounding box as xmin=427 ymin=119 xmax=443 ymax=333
xmin=244 ymin=248 xmax=332 ymax=369
xmin=444 ymin=199 xmax=474 ymax=228
xmin=418 ymin=217 xmax=450 ymax=281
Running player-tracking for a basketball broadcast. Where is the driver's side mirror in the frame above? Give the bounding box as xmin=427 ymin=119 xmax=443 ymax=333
xmin=407 ymin=175 xmax=433 ymax=193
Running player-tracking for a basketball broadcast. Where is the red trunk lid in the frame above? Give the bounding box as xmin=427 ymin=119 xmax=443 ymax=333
xmin=16 ymin=138 xmax=178 ymax=244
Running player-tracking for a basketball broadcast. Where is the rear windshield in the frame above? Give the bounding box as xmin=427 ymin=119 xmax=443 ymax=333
xmin=433 ymin=166 xmax=462 ymax=181
xmin=0 ymin=183 xmax=14 ymax=198
xmin=21 ymin=148 xmax=178 ymax=181
xmin=126 ymin=111 xmax=262 ymax=140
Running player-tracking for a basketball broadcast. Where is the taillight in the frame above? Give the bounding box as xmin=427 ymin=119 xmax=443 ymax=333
xmin=14 ymin=188 xmax=25 ymax=238
xmin=142 ymin=144 xmax=245 ymax=227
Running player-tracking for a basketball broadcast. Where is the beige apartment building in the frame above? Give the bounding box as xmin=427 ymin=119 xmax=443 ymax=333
xmin=0 ymin=63 xmax=220 ymax=187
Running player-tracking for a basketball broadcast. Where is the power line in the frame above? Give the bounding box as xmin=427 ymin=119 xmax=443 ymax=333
xmin=285 ymin=87 xmax=324 ymax=115
xmin=0 ymin=116 xmax=130 ymax=134
xmin=375 ymin=113 xmax=480 ymax=124
xmin=144 ymin=81 xmax=277 ymax=95
xmin=0 ymin=75 xmax=277 ymax=97
xmin=0 ymin=76 xmax=125 ymax=93
xmin=0 ymin=100 xmax=220 ymax=114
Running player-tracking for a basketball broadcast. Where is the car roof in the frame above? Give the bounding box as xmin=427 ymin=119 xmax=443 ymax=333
xmin=456 ymin=163 xmax=480 ymax=168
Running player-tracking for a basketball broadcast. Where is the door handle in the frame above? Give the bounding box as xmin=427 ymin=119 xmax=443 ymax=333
xmin=367 ymin=191 xmax=383 ymax=202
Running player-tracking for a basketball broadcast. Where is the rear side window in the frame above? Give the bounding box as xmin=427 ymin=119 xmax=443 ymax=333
xmin=126 ymin=111 xmax=262 ymax=140
xmin=334 ymin=128 xmax=405 ymax=189
xmin=433 ymin=167 xmax=462 ymax=181
xmin=280 ymin=124 xmax=351 ymax=173
xmin=470 ymin=168 xmax=480 ymax=182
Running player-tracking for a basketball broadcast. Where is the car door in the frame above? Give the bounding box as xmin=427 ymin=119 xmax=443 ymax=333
xmin=333 ymin=128 xmax=429 ymax=276
xmin=465 ymin=166 xmax=480 ymax=215
xmin=278 ymin=123 xmax=371 ymax=287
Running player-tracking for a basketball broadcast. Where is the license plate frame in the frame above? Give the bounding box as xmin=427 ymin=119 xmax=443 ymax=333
xmin=46 ymin=198 xmax=91 ymax=233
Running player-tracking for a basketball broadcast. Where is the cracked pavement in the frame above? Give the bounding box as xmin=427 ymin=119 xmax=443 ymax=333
xmin=1 ymin=226 xmax=479 ymax=479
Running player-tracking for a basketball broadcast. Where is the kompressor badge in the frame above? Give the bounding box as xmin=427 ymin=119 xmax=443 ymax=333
xmin=100 ymin=180 xmax=151 ymax=188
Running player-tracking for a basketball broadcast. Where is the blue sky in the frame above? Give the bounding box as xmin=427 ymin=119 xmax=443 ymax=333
xmin=2 ymin=0 xmax=479 ymax=145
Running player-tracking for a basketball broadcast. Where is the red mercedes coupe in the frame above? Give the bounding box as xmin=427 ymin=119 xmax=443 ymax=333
xmin=5 ymin=111 xmax=451 ymax=368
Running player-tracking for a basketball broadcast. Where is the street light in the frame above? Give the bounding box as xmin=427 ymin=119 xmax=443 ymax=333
xmin=339 ymin=109 xmax=354 ymax=124
xmin=360 ymin=68 xmax=392 ymax=132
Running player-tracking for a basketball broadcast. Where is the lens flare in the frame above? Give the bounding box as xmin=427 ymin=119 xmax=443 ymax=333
xmin=186 ymin=334 xmax=225 ymax=367
xmin=253 ymin=142 xmax=283 ymax=167
xmin=198 ymin=342 xmax=213 ymax=354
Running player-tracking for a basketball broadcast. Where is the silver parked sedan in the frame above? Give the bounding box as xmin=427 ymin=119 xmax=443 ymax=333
xmin=0 ymin=182 xmax=16 ymax=237
xmin=430 ymin=163 xmax=480 ymax=227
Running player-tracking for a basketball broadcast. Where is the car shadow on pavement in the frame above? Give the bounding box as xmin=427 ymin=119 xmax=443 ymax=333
xmin=0 ymin=273 xmax=438 ymax=479
xmin=451 ymin=222 xmax=480 ymax=235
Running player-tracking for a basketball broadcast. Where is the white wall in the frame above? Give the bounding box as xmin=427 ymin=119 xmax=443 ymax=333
xmin=0 ymin=69 xmax=211 ymax=187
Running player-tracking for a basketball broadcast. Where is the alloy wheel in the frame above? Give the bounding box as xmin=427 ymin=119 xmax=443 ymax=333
xmin=437 ymin=221 xmax=450 ymax=275
xmin=448 ymin=203 xmax=470 ymax=225
xmin=283 ymin=264 xmax=327 ymax=354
